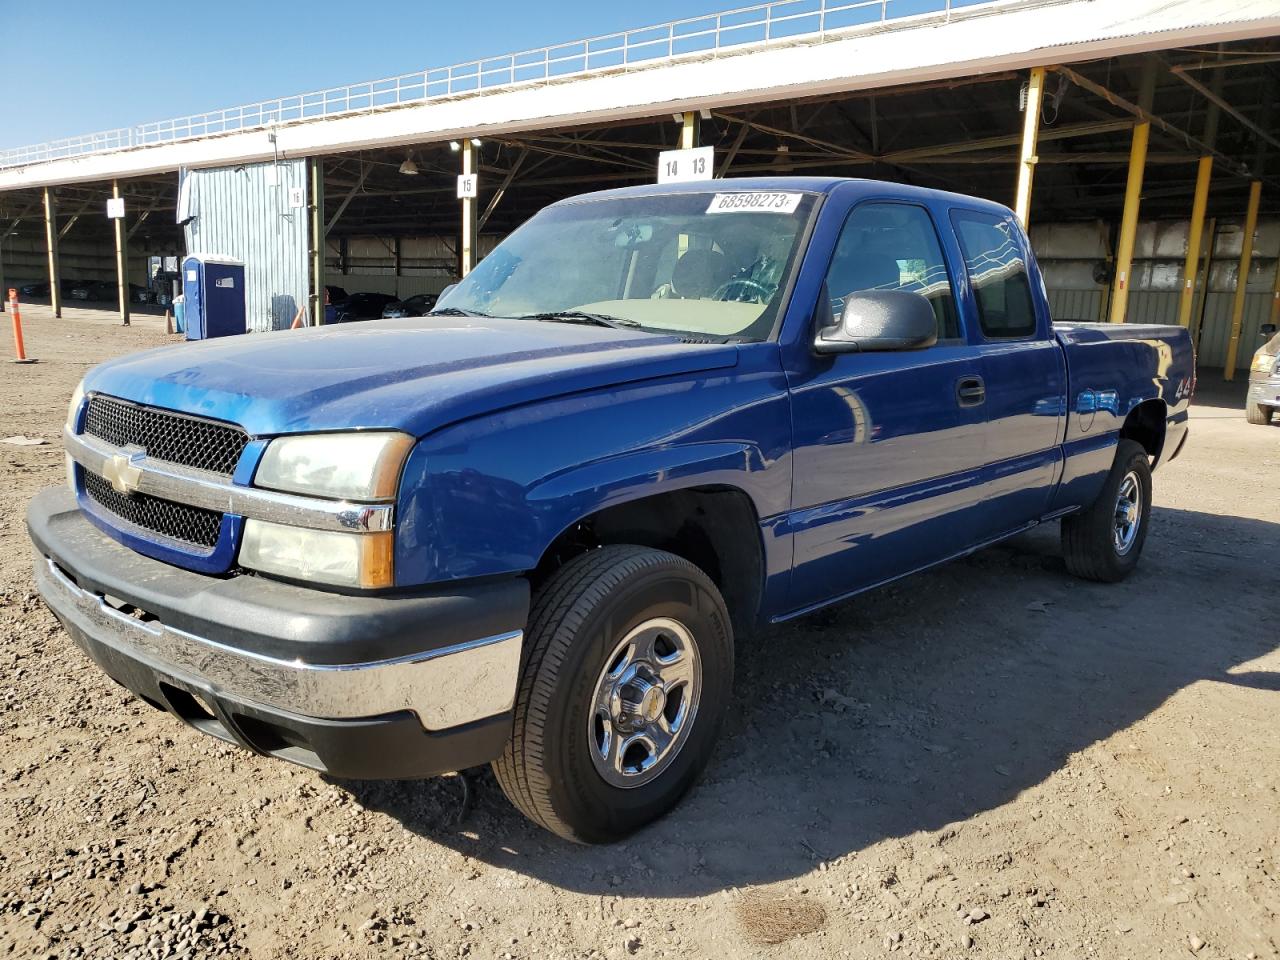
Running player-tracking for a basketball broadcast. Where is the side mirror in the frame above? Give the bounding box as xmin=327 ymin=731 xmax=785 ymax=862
xmin=1260 ymin=323 xmax=1277 ymax=338
xmin=814 ymin=290 xmax=938 ymax=354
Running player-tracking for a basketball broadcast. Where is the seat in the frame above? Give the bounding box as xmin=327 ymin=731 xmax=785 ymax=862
xmin=669 ymin=249 xmax=733 ymax=299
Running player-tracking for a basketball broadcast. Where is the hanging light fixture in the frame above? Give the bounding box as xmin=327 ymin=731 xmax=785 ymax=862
xmin=399 ymin=152 xmax=420 ymax=175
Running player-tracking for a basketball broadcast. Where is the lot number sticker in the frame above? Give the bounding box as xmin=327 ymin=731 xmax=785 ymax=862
xmin=706 ymin=192 xmax=802 ymax=214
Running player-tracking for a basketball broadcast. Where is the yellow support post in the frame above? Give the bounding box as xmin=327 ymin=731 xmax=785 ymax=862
xmin=1109 ymin=120 xmax=1150 ymax=324
xmin=112 ymin=180 xmax=130 ymax=327
xmin=1270 ymin=241 xmax=1280 ymax=330
xmin=1224 ymin=180 xmax=1262 ymax=381
xmin=1177 ymin=157 xmax=1213 ymax=328
xmin=43 ymin=187 xmax=61 ymax=319
xmin=310 ymin=159 xmax=325 ymax=326
xmin=680 ymin=112 xmax=699 ymax=151
xmin=1014 ymin=67 xmax=1045 ymax=228
xmin=1190 ymin=217 xmax=1216 ymax=347
xmin=461 ymin=140 xmax=477 ymax=278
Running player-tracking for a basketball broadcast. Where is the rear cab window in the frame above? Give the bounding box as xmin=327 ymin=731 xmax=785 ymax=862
xmin=950 ymin=209 xmax=1039 ymax=340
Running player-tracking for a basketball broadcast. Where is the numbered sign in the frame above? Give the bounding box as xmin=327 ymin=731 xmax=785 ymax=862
xmin=457 ymin=174 xmax=479 ymax=199
xmin=657 ymin=146 xmax=714 ymax=184
xmin=106 ymin=198 xmax=125 ymax=219
xmin=287 ymin=186 xmax=306 ymax=209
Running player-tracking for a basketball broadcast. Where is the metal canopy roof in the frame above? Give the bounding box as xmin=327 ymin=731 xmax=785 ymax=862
xmin=1 ymin=0 xmax=1278 ymax=192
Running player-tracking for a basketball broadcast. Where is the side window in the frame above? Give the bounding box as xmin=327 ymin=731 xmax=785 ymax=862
xmin=951 ymin=210 xmax=1039 ymax=339
xmin=824 ymin=202 xmax=960 ymax=342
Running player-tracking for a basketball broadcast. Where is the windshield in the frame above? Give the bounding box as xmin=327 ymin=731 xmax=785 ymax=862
xmin=437 ymin=190 xmax=818 ymax=341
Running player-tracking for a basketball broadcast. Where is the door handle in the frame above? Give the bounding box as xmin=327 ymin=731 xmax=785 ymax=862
xmin=957 ymin=376 xmax=986 ymax=407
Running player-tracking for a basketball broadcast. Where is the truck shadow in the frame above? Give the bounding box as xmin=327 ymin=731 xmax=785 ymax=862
xmin=337 ymin=505 xmax=1279 ymax=896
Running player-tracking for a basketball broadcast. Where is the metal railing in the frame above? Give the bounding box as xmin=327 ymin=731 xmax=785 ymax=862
xmin=1 ymin=0 xmax=1013 ymax=169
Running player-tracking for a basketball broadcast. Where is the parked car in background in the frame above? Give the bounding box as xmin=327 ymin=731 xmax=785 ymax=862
xmin=18 ymin=279 xmax=79 ymax=298
xmin=68 ymin=280 xmax=116 ymax=301
xmin=130 ymin=284 xmax=155 ymax=304
xmin=1246 ymin=322 xmax=1279 ymax=425
xmin=323 ymin=285 xmax=349 ymax=324
xmin=382 ymin=293 xmax=438 ymax=318
xmin=31 ymin=178 xmax=1196 ymax=843
xmin=332 ymin=291 xmax=397 ymax=322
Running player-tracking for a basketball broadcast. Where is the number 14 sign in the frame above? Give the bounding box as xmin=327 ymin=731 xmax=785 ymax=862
xmin=657 ymin=147 xmax=714 ymax=184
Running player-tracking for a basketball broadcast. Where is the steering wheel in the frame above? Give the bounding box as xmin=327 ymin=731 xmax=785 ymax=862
xmin=712 ymin=278 xmax=771 ymax=304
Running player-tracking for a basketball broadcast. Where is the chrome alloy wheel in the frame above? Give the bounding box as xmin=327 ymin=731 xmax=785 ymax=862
xmin=589 ymin=617 xmax=702 ymax=789
xmin=1113 ymin=470 xmax=1143 ymax=555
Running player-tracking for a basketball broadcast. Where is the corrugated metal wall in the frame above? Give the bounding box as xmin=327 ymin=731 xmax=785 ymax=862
xmin=181 ymin=160 xmax=309 ymax=332
xmin=1033 ymin=217 xmax=1280 ymax=371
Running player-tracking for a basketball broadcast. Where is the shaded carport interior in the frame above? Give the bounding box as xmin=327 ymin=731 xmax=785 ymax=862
xmin=5 ymin=35 xmax=1279 ymax=371
xmin=312 ymin=37 xmax=1280 ymax=371
xmin=0 ymin=175 xmax=181 ymax=319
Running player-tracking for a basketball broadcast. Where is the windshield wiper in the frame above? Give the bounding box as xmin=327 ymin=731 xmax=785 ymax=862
xmin=520 ymin=310 xmax=642 ymax=329
xmin=428 ymin=306 xmax=491 ymax=318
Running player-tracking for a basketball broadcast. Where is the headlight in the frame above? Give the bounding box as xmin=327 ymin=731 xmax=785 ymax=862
xmin=1252 ymin=352 xmax=1277 ymax=375
xmin=254 ymin=431 xmax=413 ymax=500
xmin=66 ymin=380 xmax=86 ymax=432
xmin=240 ymin=520 xmax=393 ymax=589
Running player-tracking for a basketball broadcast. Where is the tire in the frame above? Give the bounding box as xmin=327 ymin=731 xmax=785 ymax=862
xmin=493 ymin=545 xmax=733 ymax=843
xmin=1061 ymin=439 xmax=1153 ymax=583
xmin=1246 ymin=402 xmax=1273 ymax=425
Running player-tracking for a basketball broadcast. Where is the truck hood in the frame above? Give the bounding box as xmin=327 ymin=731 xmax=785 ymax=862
xmin=84 ymin=316 xmax=739 ymax=437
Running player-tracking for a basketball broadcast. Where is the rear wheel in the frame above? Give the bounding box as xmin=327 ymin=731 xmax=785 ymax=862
xmin=493 ymin=545 xmax=733 ymax=843
xmin=1246 ymin=402 xmax=1273 ymax=425
xmin=1061 ymin=439 xmax=1152 ymax=583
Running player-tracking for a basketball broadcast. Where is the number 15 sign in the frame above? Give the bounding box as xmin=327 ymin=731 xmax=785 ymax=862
xmin=657 ymin=147 xmax=714 ymax=184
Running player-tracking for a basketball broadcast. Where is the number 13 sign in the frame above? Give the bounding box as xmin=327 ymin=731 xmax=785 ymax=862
xmin=657 ymin=147 xmax=715 ymax=184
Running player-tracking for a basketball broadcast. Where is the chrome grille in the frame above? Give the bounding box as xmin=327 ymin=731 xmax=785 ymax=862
xmin=83 ymin=470 xmax=222 ymax=549
xmin=84 ymin=395 xmax=248 ymax=477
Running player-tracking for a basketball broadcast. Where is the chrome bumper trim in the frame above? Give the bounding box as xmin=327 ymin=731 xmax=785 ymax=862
xmin=64 ymin=428 xmax=394 ymax=534
xmin=36 ymin=555 xmax=521 ymax=731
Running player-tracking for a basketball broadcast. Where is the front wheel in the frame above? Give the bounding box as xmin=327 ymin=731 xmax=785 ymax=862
xmin=1246 ymin=402 xmax=1274 ymax=425
xmin=1061 ymin=439 xmax=1153 ymax=583
xmin=493 ymin=545 xmax=733 ymax=843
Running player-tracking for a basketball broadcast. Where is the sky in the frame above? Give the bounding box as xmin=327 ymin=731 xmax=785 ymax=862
xmin=3 ymin=0 xmax=742 ymax=148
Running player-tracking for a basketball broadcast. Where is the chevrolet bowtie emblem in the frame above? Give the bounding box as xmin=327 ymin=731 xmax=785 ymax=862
xmin=101 ymin=449 xmax=145 ymax=497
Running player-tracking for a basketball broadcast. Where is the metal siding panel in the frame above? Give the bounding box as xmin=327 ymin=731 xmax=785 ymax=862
xmin=1124 ymin=291 xmax=1179 ymax=325
xmin=181 ymin=161 xmax=309 ymax=333
xmin=1046 ymin=288 xmax=1102 ymax=323
xmin=1196 ymin=292 xmax=1271 ymax=369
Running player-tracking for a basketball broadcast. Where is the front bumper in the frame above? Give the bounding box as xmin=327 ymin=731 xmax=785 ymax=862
xmin=1247 ymin=374 xmax=1280 ymax=408
xmin=27 ymin=487 xmax=528 ymax=779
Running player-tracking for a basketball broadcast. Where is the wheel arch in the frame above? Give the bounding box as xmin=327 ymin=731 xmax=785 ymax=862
xmin=1120 ymin=397 xmax=1168 ymax=465
xmin=532 ymin=484 xmax=766 ymax=638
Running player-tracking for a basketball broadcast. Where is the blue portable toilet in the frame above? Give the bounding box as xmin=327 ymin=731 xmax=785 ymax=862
xmin=182 ymin=254 xmax=246 ymax=340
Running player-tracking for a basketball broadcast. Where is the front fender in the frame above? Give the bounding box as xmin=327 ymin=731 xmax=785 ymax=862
xmin=393 ymin=345 xmax=793 ymax=587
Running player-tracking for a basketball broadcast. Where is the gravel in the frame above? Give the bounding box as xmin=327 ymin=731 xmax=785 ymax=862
xmin=2 ymin=304 xmax=1278 ymax=959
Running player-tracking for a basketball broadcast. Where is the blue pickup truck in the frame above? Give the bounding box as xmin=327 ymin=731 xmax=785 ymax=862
xmin=28 ymin=178 xmax=1194 ymax=843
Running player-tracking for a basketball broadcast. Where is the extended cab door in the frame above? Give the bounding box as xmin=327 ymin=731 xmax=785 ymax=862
xmin=782 ymin=197 xmax=990 ymax=612
xmin=948 ymin=209 xmax=1067 ymax=535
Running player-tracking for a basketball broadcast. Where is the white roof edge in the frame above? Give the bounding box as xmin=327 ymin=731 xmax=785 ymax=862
xmin=3 ymin=0 xmax=1278 ymax=191
xmin=184 ymin=253 xmax=245 ymax=265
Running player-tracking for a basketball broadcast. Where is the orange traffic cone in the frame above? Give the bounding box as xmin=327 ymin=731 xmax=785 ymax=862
xmin=8 ymin=289 xmax=36 ymax=364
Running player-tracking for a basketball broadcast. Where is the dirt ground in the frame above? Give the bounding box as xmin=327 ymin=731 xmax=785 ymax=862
xmin=1 ymin=303 xmax=1277 ymax=960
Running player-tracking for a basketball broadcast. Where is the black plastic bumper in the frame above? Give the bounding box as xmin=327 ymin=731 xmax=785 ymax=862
xmin=27 ymin=487 xmax=528 ymax=780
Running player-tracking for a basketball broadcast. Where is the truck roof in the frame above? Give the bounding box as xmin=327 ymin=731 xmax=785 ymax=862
xmin=556 ymin=176 xmax=1017 ymax=219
